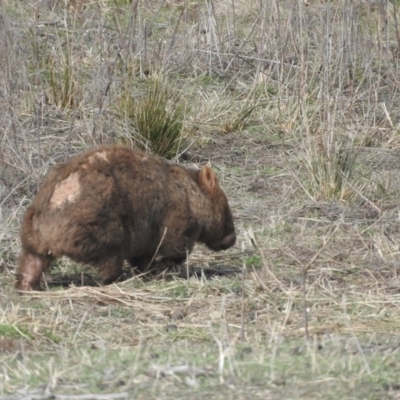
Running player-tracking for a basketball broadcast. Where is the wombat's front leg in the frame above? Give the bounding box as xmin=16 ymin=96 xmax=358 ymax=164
xmin=129 ymin=255 xmax=185 ymax=277
xmin=128 ymin=256 xmax=153 ymax=275
xmin=16 ymin=251 xmax=53 ymax=291
xmin=97 ymin=255 xmax=124 ymax=285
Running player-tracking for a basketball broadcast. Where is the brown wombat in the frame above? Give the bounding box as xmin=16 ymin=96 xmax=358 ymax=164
xmin=16 ymin=145 xmax=236 ymax=291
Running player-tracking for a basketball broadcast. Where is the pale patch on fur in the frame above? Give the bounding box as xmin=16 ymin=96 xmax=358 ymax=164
xmin=88 ymin=151 xmax=109 ymax=164
xmin=50 ymin=172 xmax=81 ymax=208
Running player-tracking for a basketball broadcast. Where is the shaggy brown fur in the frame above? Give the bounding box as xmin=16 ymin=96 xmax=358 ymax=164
xmin=16 ymin=145 xmax=236 ymax=291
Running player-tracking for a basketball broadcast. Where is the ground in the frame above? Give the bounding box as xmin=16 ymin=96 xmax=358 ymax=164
xmin=2 ymin=1 xmax=400 ymax=399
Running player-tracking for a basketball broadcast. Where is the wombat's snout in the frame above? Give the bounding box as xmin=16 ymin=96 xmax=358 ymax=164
xmin=221 ymin=231 xmax=236 ymax=250
xmin=212 ymin=231 xmax=236 ymax=251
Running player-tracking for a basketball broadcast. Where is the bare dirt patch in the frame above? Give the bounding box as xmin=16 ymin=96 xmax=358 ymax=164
xmin=2 ymin=0 xmax=400 ymax=398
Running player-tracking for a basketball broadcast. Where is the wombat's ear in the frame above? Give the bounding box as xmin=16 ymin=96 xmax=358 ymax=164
xmin=199 ymin=166 xmax=218 ymax=193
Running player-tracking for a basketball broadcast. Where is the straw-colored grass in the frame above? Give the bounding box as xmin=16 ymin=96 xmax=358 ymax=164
xmin=2 ymin=0 xmax=400 ymax=398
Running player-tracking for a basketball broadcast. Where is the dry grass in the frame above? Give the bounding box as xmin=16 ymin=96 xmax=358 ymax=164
xmin=2 ymin=0 xmax=400 ymax=398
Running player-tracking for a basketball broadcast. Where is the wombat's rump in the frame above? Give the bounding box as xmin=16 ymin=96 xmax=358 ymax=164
xmin=16 ymin=145 xmax=236 ymax=291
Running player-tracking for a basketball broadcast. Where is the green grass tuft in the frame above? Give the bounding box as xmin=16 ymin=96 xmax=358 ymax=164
xmin=119 ymin=76 xmax=186 ymax=159
xmin=0 ymin=324 xmax=33 ymax=340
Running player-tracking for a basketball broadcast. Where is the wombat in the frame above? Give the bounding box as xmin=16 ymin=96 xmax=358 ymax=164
xmin=16 ymin=145 xmax=236 ymax=291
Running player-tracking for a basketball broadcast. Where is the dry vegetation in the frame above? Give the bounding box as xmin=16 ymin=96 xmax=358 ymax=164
xmin=2 ymin=0 xmax=400 ymax=398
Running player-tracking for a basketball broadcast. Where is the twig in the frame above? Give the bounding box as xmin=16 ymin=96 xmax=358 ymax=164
xmin=1 ymin=393 xmax=129 ymax=400
xmin=72 ymin=311 xmax=87 ymax=343
xmin=146 ymin=227 xmax=167 ymax=270
xmin=208 ymin=322 xmax=225 ymax=384
xmin=282 ymin=220 xmax=343 ymax=341
xmin=240 ymin=263 xmax=246 ymax=342
xmin=0 ymin=392 xmax=129 ymax=400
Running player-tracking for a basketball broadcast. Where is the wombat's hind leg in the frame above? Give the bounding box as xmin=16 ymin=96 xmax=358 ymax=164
xmin=16 ymin=251 xmax=53 ymax=291
xmin=98 ymin=255 xmax=124 ymax=285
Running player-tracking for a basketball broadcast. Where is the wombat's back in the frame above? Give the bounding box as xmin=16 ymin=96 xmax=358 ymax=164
xmin=22 ymin=146 xmax=170 ymax=260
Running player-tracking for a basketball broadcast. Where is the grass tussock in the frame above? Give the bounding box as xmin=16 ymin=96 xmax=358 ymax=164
xmin=46 ymin=53 xmax=80 ymax=109
xmin=293 ymin=132 xmax=368 ymax=203
xmin=119 ymin=76 xmax=186 ymax=158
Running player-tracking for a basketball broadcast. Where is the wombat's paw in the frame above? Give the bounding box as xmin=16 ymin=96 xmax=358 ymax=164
xmin=15 ymin=277 xmax=37 ymax=293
